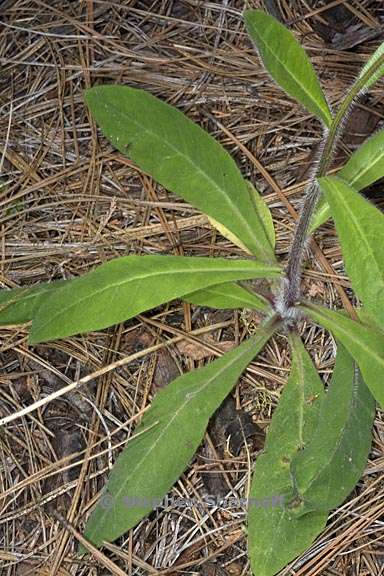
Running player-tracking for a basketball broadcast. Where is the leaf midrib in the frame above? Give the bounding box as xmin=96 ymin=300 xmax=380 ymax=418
xmin=33 ymin=261 xmax=280 ymax=336
xmin=33 ymin=256 xmax=279 ymax=338
xmin=295 ymin=346 xmax=305 ymax=449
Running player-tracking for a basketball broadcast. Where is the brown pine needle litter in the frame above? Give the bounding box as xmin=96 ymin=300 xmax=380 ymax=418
xmin=0 ymin=1 xmax=383 ymax=574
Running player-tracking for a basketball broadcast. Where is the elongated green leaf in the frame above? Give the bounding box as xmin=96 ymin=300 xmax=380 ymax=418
xmin=30 ymin=255 xmax=281 ymax=344
xmin=0 ymin=281 xmax=65 ymax=325
xmin=183 ymin=282 xmax=270 ymax=311
xmin=302 ymin=303 xmax=384 ymax=408
xmin=356 ymin=41 xmax=384 ymax=94
xmin=248 ymin=333 xmax=326 ymax=576
xmin=291 ymin=344 xmax=374 ymax=516
xmin=318 ymin=176 xmax=384 ymax=328
xmin=208 ymin=182 xmax=275 ymax=254
xmin=244 ymin=10 xmax=332 ymax=127
xmin=207 ymin=216 xmax=252 ymax=254
xmin=338 ymin=128 xmax=384 ymax=191
xmin=309 ymin=196 xmax=331 ymax=232
xmin=84 ymin=318 xmax=278 ymax=547
xmin=311 ymin=129 xmax=384 ymax=231
xmin=85 ymin=86 xmax=275 ymax=262
xmin=246 ymin=181 xmax=275 ymax=250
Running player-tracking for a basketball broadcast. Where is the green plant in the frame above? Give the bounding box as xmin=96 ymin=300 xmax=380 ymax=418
xmin=1 ymin=9 xmax=384 ymax=575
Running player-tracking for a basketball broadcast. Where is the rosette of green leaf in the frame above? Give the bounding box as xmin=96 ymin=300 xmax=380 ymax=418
xmin=0 ymin=280 xmax=65 ymax=325
xmin=248 ymin=333 xmax=326 ymax=576
xmin=290 ymin=344 xmax=374 ymax=516
xmin=302 ymin=303 xmax=384 ymax=408
xmin=85 ymin=86 xmax=275 ymax=263
xmin=244 ymin=10 xmax=332 ymax=128
xmin=83 ymin=317 xmax=278 ymax=548
xmin=29 ymin=255 xmax=281 ymax=344
xmin=311 ymin=129 xmax=384 ymax=231
xmin=183 ymin=282 xmax=270 ymax=311
xmin=318 ymin=176 xmax=384 ymax=328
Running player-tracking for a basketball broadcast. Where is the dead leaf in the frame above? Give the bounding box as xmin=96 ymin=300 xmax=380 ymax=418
xmin=200 ymin=441 xmax=228 ymax=498
xmin=201 ymin=397 xmax=265 ymax=496
xmin=200 ymin=562 xmax=230 ymax=576
xmin=151 ymin=348 xmax=180 ymax=393
xmin=211 ymin=397 xmax=265 ymax=456
xmin=43 ymin=426 xmax=84 ymax=514
xmin=342 ymin=99 xmax=381 ymax=149
xmin=177 ymin=336 xmax=235 ymax=361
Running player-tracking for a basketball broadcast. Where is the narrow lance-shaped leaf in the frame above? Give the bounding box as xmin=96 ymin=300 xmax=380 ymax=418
xmin=318 ymin=175 xmax=384 ymax=328
xmin=85 ymin=86 xmax=275 ymax=262
xmin=311 ymin=42 xmax=384 ymax=232
xmin=30 ymin=255 xmax=281 ymax=344
xmin=248 ymin=333 xmax=326 ymax=576
xmin=207 ymin=216 xmax=252 ymax=254
xmin=244 ymin=10 xmax=332 ymax=127
xmin=208 ymin=182 xmax=275 ymax=254
xmin=302 ymin=302 xmax=384 ymax=408
xmin=290 ymin=343 xmax=375 ymax=516
xmin=356 ymin=40 xmax=384 ymax=94
xmin=84 ymin=318 xmax=278 ymax=548
xmin=311 ymin=128 xmax=384 ymax=231
xmin=338 ymin=128 xmax=384 ymax=191
xmin=309 ymin=196 xmax=331 ymax=233
xmin=183 ymin=282 xmax=270 ymax=311
xmin=0 ymin=280 xmax=64 ymax=326
xmin=246 ymin=181 xmax=276 ymax=250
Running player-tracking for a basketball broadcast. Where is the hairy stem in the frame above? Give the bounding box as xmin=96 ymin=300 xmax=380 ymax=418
xmin=283 ymin=53 xmax=384 ymax=311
